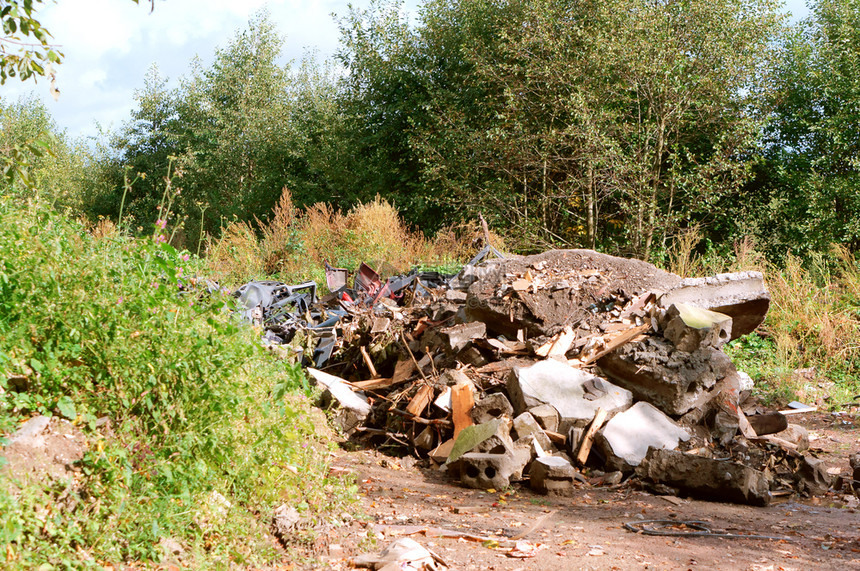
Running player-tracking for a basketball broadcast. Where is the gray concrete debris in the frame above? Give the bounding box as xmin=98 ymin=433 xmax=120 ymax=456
xmin=796 ymin=455 xmax=832 ymax=496
xmin=598 ymin=336 xmax=737 ymax=416
xmin=780 ymin=424 xmax=810 ymax=451
xmin=438 ymin=321 xmax=486 ymax=354
xmin=529 ymin=456 xmax=580 ymax=494
xmin=529 ymin=404 xmax=560 ymax=432
xmin=597 ymin=402 xmax=690 ymax=472
xmin=512 ymin=412 xmax=552 ymax=452
xmin=658 ymin=271 xmax=770 ymax=340
xmin=457 ymin=452 xmax=527 ymax=490
xmin=661 ymin=303 xmax=732 ymax=352
xmin=507 ymin=360 xmax=632 ymax=430
xmin=637 ymin=448 xmax=772 ymax=506
xmin=470 ymin=393 xmax=514 ymax=425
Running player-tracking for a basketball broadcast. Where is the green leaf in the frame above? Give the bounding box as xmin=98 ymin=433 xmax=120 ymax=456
xmin=57 ymin=396 xmax=76 ymax=420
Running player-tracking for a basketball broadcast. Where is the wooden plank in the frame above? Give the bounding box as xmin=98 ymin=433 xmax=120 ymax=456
xmin=580 ymin=324 xmax=650 ymax=365
xmin=451 ymin=383 xmax=475 ymax=438
xmin=575 ymin=408 xmax=608 ymax=465
xmin=359 ymin=345 xmax=378 ymax=378
xmin=548 ymin=326 xmax=576 ymax=358
xmin=544 ymin=430 xmax=566 ymax=446
xmin=536 ymin=326 xmax=576 ymax=358
xmin=619 ymin=291 xmax=656 ymax=319
xmin=406 ymin=385 xmax=434 ymax=417
xmin=392 ymin=358 xmax=417 ymax=384
xmin=350 ymin=377 xmax=395 ymax=390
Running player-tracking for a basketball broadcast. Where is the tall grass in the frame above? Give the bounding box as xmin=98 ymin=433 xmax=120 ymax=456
xmin=206 ymin=190 xmax=490 ymax=288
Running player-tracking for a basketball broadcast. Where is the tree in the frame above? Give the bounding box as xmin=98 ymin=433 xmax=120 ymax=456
xmin=743 ymin=0 xmax=860 ymax=256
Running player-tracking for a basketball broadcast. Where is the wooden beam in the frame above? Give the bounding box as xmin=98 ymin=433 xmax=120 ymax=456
xmin=576 ymin=408 xmax=608 ymax=465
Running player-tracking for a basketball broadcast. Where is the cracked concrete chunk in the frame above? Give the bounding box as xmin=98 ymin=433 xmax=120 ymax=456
xmin=637 ymin=448 xmax=772 ymax=506
xmin=597 ymin=402 xmax=690 ymax=471
xmin=507 ymin=360 xmax=632 ymax=429
xmin=598 ymin=337 xmax=737 ymax=415
xmin=512 ymin=412 xmax=552 ymax=452
xmin=662 ymin=303 xmax=732 ymax=352
xmin=470 ymin=393 xmax=514 ymax=425
xmin=658 ymin=271 xmax=770 ymax=339
xmin=529 ymin=404 xmax=560 ymax=432
xmin=529 ymin=456 xmax=579 ymax=494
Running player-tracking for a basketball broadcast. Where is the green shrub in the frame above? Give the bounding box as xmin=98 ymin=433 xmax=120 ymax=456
xmin=0 ymin=195 xmax=353 ymax=568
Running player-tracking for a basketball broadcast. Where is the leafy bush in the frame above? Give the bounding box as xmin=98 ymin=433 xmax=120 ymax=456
xmin=0 ymin=195 xmax=352 ymax=568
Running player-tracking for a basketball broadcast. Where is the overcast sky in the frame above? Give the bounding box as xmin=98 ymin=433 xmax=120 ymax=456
xmin=3 ymin=0 xmax=809 ymax=143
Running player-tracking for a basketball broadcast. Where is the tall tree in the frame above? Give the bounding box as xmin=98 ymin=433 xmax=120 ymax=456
xmin=744 ymin=0 xmax=860 ymax=256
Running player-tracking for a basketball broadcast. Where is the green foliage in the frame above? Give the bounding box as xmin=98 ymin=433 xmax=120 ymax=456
xmin=334 ymin=0 xmax=785 ymax=256
xmin=732 ymin=0 xmax=860 ymax=259
xmin=0 ymin=0 xmax=62 ymax=84
xmin=0 ymin=194 xmax=353 ymax=567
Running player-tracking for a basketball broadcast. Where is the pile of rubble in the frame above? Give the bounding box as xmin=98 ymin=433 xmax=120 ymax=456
xmin=236 ymin=248 xmax=834 ymax=506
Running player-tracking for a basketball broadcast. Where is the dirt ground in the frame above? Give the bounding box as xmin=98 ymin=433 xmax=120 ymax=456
xmin=312 ymin=410 xmax=860 ymax=570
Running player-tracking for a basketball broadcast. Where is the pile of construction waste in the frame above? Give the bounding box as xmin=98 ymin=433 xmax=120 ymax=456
xmin=235 ymin=248 xmax=835 ymax=506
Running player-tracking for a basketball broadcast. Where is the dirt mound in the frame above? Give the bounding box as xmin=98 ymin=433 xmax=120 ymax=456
xmin=465 ymin=249 xmax=681 ymax=338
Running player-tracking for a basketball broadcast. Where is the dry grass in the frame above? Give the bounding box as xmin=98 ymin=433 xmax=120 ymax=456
xmin=205 ymin=193 xmax=481 ymax=288
xmin=665 ymin=231 xmax=860 ymax=405
xmin=206 ymin=220 xmax=264 ymax=284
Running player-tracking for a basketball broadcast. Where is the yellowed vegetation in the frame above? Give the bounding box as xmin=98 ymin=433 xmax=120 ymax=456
xmin=205 ymin=190 xmax=490 ymax=287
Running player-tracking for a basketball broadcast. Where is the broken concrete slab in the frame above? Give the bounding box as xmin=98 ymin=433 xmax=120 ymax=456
xmin=470 ymin=393 xmax=514 ymax=425
xmin=658 ymin=271 xmax=770 ymax=339
xmin=512 ymin=412 xmax=552 ymax=452
xmin=596 ymin=402 xmax=690 ymax=471
xmin=529 ymin=404 xmax=560 ymax=432
xmin=661 ymin=303 xmax=732 ymax=352
xmin=507 ymin=359 xmax=632 ymax=429
xmin=529 ymin=456 xmax=579 ymax=494
xmin=598 ymin=337 xmax=737 ymax=416
xmin=780 ymin=424 xmax=809 ymax=451
xmin=437 ymin=322 xmax=486 ymax=354
xmin=636 ymin=448 xmax=772 ymax=506
xmin=796 ymin=455 xmax=832 ymax=496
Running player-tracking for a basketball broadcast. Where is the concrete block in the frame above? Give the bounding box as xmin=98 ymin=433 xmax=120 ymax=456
xmin=529 ymin=456 xmax=579 ymax=494
xmin=662 ymin=303 xmax=732 ymax=352
xmin=636 ymin=448 xmax=772 ymax=506
xmin=446 ymin=418 xmax=514 ymax=465
xmin=507 ymin=360 xmax=632 ymax=429
xmin=597 ymin=402 xmax=690 ymax=471
xmin=439 ymin=321 xmax=486 ymax=353
xmin=529 ymin=404 xmax=560 ymax=432
xmin=658 ymin=271 xmax=770 ymax=339
xmin=599 ymin=336 xmax=737 ymax=415
xmin=512 ymin=412 xmax=552 ymax=451
xmin=458 ymin=453 xmax=518 ymax=490
xmin=470 ymin=393 xmax=514 ymax=425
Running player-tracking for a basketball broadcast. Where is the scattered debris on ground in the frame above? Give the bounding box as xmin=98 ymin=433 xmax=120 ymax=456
xmin=232 ymin=247 xmax=855 ymax=509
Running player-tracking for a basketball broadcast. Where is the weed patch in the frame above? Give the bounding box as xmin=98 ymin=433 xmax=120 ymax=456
xmin=0 ymin=195 xmax=353 ymax=568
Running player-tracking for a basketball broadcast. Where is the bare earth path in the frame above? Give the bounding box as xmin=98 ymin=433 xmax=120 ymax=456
xmin=311 ymin=411 xmax=860 ymax=570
